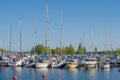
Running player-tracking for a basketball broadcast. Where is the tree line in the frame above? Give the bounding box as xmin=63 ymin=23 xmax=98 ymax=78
xmin=31 ymin=43 xmax=86 ymax=55
xmin=1 ymin=43 xmax=120 ymax=55
xmin=0 ymin=49 xmax=7 ymax=53
xmin=31 ymin=43 xmax=120 ymax=55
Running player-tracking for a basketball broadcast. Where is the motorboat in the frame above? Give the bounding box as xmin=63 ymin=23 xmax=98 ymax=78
xmin=66 ymin=59 xmax=79 ymax=68
xmin=84 ymin=58 xmax=97 ymax=68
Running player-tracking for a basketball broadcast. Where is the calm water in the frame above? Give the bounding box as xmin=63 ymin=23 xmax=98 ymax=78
xmin=0 ymin=67 xmax=120 ymax=80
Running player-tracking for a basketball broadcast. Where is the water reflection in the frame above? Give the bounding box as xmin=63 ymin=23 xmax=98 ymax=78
xmin=104 ymin=68 xmax=110 ymax=71
xmin=69 ymin=68 xmax=78 ymax=74
xmin=101 ymin=68 xmax=110 ymax=80
xmin=0 ymin=67 xmax=120 ymax=80
xmin=86 ymin=68 xmax=97 ymax=80
xmin=36 ymin=68 xmax=48 ymax=73
xmin=12 ymin=67 xmax=22 ymax=72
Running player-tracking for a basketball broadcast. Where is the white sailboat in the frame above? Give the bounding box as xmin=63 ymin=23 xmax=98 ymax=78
xmin=35 ymin=54 xmax=50 ymax=68
xmin=35 ymin=62 xmax=49 ymax=68
xmin=35 ymin=4 xmax=50 ymax=68
xmin=51 ymin=60 xmax=66 ymax=68
xmin=101 ymin=62 xmax=110 ymax=69
xmin=8 ymin=59 xmax=24 ymax=67
xmin=100 ymin=26 xmax=111 ymax=69
xmin=8 ymin=19 xmax=25 ymax=67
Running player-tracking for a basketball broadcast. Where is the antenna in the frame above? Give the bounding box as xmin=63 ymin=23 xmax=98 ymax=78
xmin=20 ymin=18 xmax=22 ymax=53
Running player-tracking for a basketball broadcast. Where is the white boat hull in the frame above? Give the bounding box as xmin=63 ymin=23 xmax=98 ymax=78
xmin=101 ymin=64 xmax=110 ymax=69
xmin=84 ymin=64 xmax=97 ymax=68
xmin=35 ymin=62 xmax=49 ymax=68
xmin=84 ymin=58 xmax=97 ymax=68
xmin=67 ymin=64 xmax=78 ymax=68
xmin=8 ymin=60 xmax=24 ymax=67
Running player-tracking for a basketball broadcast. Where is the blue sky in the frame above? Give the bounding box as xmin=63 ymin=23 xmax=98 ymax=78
xmin=0 ymin=0 xmax=120 ymax=51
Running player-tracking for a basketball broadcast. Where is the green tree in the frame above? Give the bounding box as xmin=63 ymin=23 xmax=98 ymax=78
xmin=51 ymin=49 xmax=56 ymax=54
xmin=76 ymin=43 xmax=83 ymax=54
xmin=106 ymin=49 xmax=110 ymax=54
xmin=94 ymin=47 xmax=98 ymax=54
xmin=62 ymin=47 xmax=66 ymax=55
xmin=69 ymin=44 xmax=75 ymax=55
xmin=83 ymin=47 xmax=87 ymax=55
xmin=45 ymin=46 xmax=51 ymax=54
xmin=31 ymin=44 xmax=45 ymax=55
xmin=65 ymin=46 xmax=69 ymax=55
xmin=37 ymin=44 xmax=45 ymax=54
xmin=116 ymin=48 xmax=120 ymax=54
xmin=0 ymin=49 xmax=7 ymax=54
xmin=31 ymin=47 xmax=35 ymax=53
xmin=56 ymin=47 xmax=63 ymax=55
xmin=66 ymin=44 xmax=75 ymax=55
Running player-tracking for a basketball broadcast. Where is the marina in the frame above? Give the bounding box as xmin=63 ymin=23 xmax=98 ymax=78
xmin=0 ymin=0 xmax=120 ymax=80
xmin=0 ymin=52 xmax=120 ymax=80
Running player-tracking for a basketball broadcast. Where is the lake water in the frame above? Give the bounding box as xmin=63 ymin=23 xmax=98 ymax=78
xmin=0 ymin=67 xmax=120 ymax=80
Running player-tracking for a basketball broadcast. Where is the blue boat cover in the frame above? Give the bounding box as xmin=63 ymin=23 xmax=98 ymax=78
xmin=39 ymin=53 xmax=49 ymax=62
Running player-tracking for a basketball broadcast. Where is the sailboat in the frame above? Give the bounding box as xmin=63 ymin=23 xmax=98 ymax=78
xmin=50 ymin=12 xmax=66 ymax=68
xmin=8 ymin=19 xmax=25 ymax=67
xmin=101 ymin=60 xmax=110 ymax=69
xmin=100 ymin=25 xmax=110 ymax=69
xmin=35 ymin=4 xmax=50 ymax=68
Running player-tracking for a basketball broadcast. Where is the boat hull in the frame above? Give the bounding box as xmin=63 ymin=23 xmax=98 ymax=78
xmin=67 ymin=64 xmax=78 ymax=68
xmin=35 ymin=62 xmax=49 ymax=68
xmin=101 ymin=64 xmax=110 ymax=69
xmin=84 ymin=64 xmax=97 ymax=68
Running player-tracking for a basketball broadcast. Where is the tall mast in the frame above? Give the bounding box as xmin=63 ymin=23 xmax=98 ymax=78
xmin=20 ymin=18 xmax=22 ymax=53
xmin=90 ymin=28 xmax=94 ymax=55
xmin=110 ymin=25 xmax=112 ymax=54
xmin=45 ymin=4 xmax=49 ymax=53
xmin=104 ymin=24 xmax=107 ymax=54
xmin=82 ymin=33 xmax=84 ymax=54
xmin=60 ymin=12 xmax=63 ymax=55
xmin=34 ymin=22 xmax=37 ymax=54
xmin=9 ymin=24 xmax=12 ymax=53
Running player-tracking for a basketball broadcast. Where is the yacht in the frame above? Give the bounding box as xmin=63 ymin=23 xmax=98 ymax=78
xmin=84 ymin=58 xmax=97 ymax=68
xmin=66 ymin=59 xmax=79 ymax=68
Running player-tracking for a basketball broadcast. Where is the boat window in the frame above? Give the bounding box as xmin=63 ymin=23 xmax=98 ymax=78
xmin=86 ymin=59 xmax=96 ymax=61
